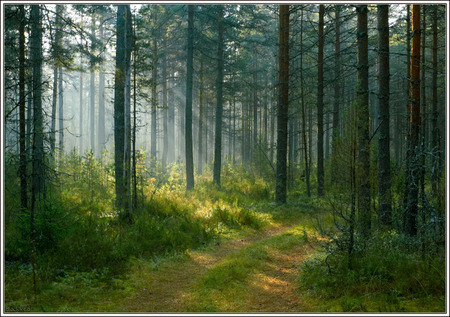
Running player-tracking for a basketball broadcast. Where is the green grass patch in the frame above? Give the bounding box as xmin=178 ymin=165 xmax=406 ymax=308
xmin=298 ymin=230 xmax=446 ymax=312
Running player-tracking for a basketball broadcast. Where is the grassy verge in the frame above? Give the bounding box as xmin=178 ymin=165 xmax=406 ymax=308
xmin=298 ymin=230 xmax=446 ymax=312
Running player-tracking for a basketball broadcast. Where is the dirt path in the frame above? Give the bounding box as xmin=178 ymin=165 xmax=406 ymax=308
xmin=124 ymin=222 xmax=316 ymax=313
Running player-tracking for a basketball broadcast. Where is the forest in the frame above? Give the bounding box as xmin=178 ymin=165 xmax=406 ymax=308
xmin=2 ymin=2 xmax=447 ymax=313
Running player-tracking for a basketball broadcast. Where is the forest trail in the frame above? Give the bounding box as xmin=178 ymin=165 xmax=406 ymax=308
xmin=124 ymin=221 xmax=316 ymax=312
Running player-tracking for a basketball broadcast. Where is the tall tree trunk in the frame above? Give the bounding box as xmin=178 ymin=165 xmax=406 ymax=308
xmin=356 ymin=5 xmax=371 ymax=238
xmin=233 ymin=95 xmax=236 ymax=164
xmin=79 ymin=73 xmax=83 ymax=153
xmin=29 ymin=6 xmax=44 ymax=284
xmin=151 ymin=6 xmax=158 ymax=166
xmin=377 ymin=5 xmax=392 ymax=226
xmin=198 ymin=60 xmax=204 ymax=174
xmin=123 ymin=7 xmax=132 ymax=216
xmin=133 ymin=18 xmax=137 ymax=211
xmin=185 ymin=5 xmax=195 ymax=190
xmin=98 ymin=14 xmax=106 ymax=153
xmin=300 ymin=7 xmax=310 ymax=197
xmin=331 ymin=5 xmax=340 ymax=181
xmin=90 ymin=18 xmax=96 ymax=154
xmin=168 ymin=68 xmax=175 ymax=163
xmin=114 ymin=5 xmax=132 ymax=215
xmin=30 ymin=6 xmax=43 ymax=294
xmin=419 ymin=6 xmax=426 ymax=203
xmin=253 ymin=50 xmax=258 ymax=157
xmin=213 ymin=6 xmax=224 ymax=186
xmin=19 ymin=5 xmax=27 ymax=210
xmin=26 ymin=81 xmax=33 ymax=160
xmin=50 ymin=5 xmax=61 ymax=160
xmin=241 ymin=99 xmax=246 ymax=164
xmin=205 ymin=96 xmax=208 ymax=165
xmin=56 ymin=5 xmax=63 ymax=155
xmin=431 ymin=5 xmax=439 ymax=194
xmin=275 ymin=4 xmax=289 ymax=203
xmin=30 ymin=4 xmax=44 ymax=212
xmin=403 ymin=5 xmax=411 ymax=209
xmin=270 ymin=74 xmax=275 ymax=164
xmin=317 ymin=4 xmax=325 ymax=196
xmin=51 ymin=66 xmax=57 ymax=159
xmin=58 ymin=67 xmax=63 ymax=154
xmin=162 ymin=50 xmax=168 ymax=171
xmin=404 ymin=5 xmax=421 ymax=236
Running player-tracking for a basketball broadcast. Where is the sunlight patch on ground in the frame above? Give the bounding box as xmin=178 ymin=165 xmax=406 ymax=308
xmin=250 ymin=273 xmax=290 ymax=293
xmin=188 ymin=252 xmax=217 ymax=268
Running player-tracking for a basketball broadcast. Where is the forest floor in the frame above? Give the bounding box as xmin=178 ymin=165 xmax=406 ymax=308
xmin=122 ymin=220 xmax=317 ymax=312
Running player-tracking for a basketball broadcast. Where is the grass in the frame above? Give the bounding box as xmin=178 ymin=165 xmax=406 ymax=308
xmin=4 ymin=152 xmax=446 ymax=313
xmin=298 ymin=229 xmax=446 ymax=312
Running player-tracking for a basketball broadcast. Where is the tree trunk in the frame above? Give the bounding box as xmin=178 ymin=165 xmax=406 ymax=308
xmin=123 ymin=6 xmax=133 ymax=216
xmin=98 ymin=14 xmax=106 ymax=153
xmin=162 ymin=51 xmax=168 ymax=171
xmin=419 ymin=6 xmax=426 ymax=203
xmin=253 ymin=50 xmax=258 ymax=156
xmin=19 ymin=5 xmax=27 ymax=210
xmin=331 ymin=5 xmax=341 ymax=180
xmin=377 ymin=4 xmax=392 ymax=226
xmin=275 ymin=4 xmax=289 ymax=203
xmin=51 ymin=66 xmax=57 ymax=159
xmin=90 ymin=18 xmax=96 ymax=154
xmin=198 ymin=61 xmax=204 ymax=174
xmin=233 ymin=95 xmax=236 ymax=164
xmin=300 ymin=7 xmax=310 ymax=197
xmin=133 ymin=18 xmax=137 ymax=211
xmin=168 ymin=68 xmax=175 ymax=163
xmin=317 ymin=4 xmax=325 ymax=196
xmin=356 ymin=5 xmax=371 ymax=238
xmin=58 ymin=67 xmax=63 ymax=154
xmin=431 ymin=5 xmax=439 ymax=194
xmin=185 ymin=5 xmax=195 ymax=190
xmin=79 ymin=60 xmax=83 ymax=153
xmin=403 ymin=5 xmax=411 ymax=209
xmin=114 ymin=5 xmax=132 ymax=215
xmin=213 ymin=6 xmax=224 ymax=186
xmin=151 ymin=7 xmax=158 ymax=166
xmin=30 ymin=3 xmax=44 ymax=237
xmin=404 ymin=5 xmax=421 ymax=236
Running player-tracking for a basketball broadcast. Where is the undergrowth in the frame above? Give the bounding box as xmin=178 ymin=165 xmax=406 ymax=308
xmin=4 ymin=151 xmax=274 ymax=312
xmin=298 ymin=229 xmax=446 ymax=312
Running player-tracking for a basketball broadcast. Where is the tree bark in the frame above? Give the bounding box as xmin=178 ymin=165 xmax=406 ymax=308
xmin=51 ymin=66 xmax=57 ymax=159
xmin=431 ymin=5 xmax=439 ymax=194
xmin=30 ymin=3 xmax=44 ymax=231
xmin=377 ymin=4 xmax=392 ymax=226
xmin=404 ymin=5 xmax=421 ymax=236
xmin=168 ymin=67 xmax=175 ymax=163
xmin=114 ymin=5 xmax=132 ymax=215
xmin=331 ymin=5 xmax=341 ymax=181
xmin=198 ymin=60 xmax=204 ymax=174
xmin=403 ymin=5 xmax=411 ymax=209
xmin=90 ymin=18 xmax=96 ymax=154
xmin=185 ymin=5 xmax=195 ymax=190
xmin=151 ymin=6 xmax=158 ymax=166
xmin=58 ymin=67 xmax=63 ymax=154
xmin=98 ymin=14 xmax=106 ymax=153
xmin=162 ymin=50 xmax=168 ymax=171
xmin=213 ymin=6 xmax=224 ymax=186
xmin=275 ymin=4 xmax=289 ymax=203
xmin=300 ymin=7 xmax=310 ymax=197
xmin=356 ymin=5 xmax=371 ymax=238
xmin=19 ymin=5 xmax=27 ymax=210
xmin=419 ymin=6 xmax=426 ymax=203
xmin=317 ymin=4 xmax=325 ymax=196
